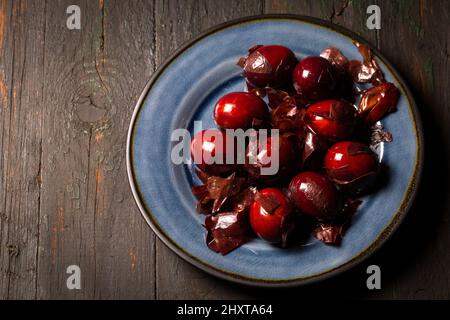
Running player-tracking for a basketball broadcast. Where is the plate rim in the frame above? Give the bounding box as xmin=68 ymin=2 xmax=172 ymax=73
xmin=126 ymin=14 xmax=424 ymax=287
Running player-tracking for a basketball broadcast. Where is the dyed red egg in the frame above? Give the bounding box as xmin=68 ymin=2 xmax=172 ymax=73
xmin=250 ymin=188 xmax=293 ymax=243
xmin=293 ymin=56 xmax=337 ymax=102
xmin=304 ymin=99 xmax=358 ymax=141
xmin=246 ymin=135 xmax=297 ymax=182
xmin=358 ymin=82 xmax=400 ymax=126
xmin=288 ymin=172 xmax=342 ymax=220
xmin=242 ymin=45 xmax=298 ymax=88
xmin=190 ymin=129 xmax=236 ymax=176
xmin=213 ymin=92 xmax=269 ymax=129
xmin=325 ymin=141 xmax=380 ymax=193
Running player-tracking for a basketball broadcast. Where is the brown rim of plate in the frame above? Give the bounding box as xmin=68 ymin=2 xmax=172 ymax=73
xmin=126 ymin=14 xmax=424 ymax=288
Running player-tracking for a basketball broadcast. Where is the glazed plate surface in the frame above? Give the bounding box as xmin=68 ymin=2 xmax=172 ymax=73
xmin=127 ymin=15 xmax=423 ymax=286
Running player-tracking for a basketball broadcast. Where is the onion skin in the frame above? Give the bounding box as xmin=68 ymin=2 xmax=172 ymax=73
xmin=301 ymin=129 xmax=328 ymax=170
xmin=320 ymin=47 xmax=349 ymax=71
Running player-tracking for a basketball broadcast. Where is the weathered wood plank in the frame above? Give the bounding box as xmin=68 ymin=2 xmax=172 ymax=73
xmin=0 ymin=0 xmax=448 ymax=300
xmin=154 ymin=0 xmax=262 ymax=300
xmin=264 ymin=0 xmax=379 ymax=46
xmin=89 ymin=0 xmax=156 ymax=300
xmin=0 ymin=0 xmax=46 ymax=300
xmin=0 ymin=0 xmax=14 ymax=299
xmin=36 ymin=0 xmax=156 ymax=299
xmin=368 ymin=0 xmax=450 ymax=299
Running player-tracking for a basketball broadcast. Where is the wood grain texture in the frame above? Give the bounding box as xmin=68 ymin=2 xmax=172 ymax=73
xmin=0 ymin=0 xmax=46 ymax=299
xmin=2 ymin=0 xmax=156 ymax=299
xmin=0 ymin=0 xmax=449 ymax=299
xmin=265 ymin=0 xmax=379 ymax=43
xmin=368 ymin=0 xmax=450 ymax=299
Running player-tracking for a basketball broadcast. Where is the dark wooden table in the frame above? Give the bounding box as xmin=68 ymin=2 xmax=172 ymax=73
xmin=0 ymin=0 xmax=449 ymax=300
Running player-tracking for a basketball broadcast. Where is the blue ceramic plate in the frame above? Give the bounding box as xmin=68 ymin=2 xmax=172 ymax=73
xmin=127 ymin=15 xmax=423 ymax=287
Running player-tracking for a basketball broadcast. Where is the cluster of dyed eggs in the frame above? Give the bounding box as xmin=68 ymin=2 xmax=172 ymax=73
xmin=190 ymin=44 xmax=399 ymax=254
